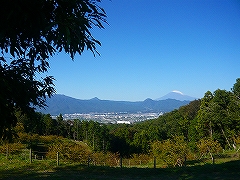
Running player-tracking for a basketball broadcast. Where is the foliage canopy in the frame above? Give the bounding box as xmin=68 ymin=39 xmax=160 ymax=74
xmin=0 ymin=0 xmax=106 ymax=140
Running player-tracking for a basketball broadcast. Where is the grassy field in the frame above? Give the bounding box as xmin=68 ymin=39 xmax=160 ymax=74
xmin=1 ymin=154 xmax=240 ymax=180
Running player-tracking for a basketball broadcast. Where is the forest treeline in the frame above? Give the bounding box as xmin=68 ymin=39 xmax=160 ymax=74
xmin=4 ymin=78 xmax=240 ymax=167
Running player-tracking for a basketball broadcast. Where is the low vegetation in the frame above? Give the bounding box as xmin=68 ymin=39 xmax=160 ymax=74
xmin=1 ymin=151 xmax=240 ymax=180
xmin=1 ymin=78 xmax=240 ymax=179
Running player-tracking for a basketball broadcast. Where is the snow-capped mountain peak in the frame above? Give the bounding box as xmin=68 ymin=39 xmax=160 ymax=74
xmin=156 ymin=90 xmax=196 ymax=101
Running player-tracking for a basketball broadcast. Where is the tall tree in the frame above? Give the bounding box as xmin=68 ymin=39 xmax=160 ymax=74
xmin=197 ymin=88 xmax=240 ymax=148
xmin=197 ymin=91 xmax=214 ymax=139
xmin=43 ymin=114 xmax=54 ymax=135
xmin=16 ymin=110 xmax=45 ymax=135
xmin=56 ymin=114 xmax=66 ymax=137
xmin=178 ymin=99 xmax=201 ymax=142
xmin=0 ymin=0 xmax=106 ymax=140
xmin=232 ymin=78 xmax=240 ymax=100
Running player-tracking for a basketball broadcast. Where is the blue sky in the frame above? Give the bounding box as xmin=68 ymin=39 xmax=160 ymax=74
xmin=47 ymin=0 xmax=240 ymax=101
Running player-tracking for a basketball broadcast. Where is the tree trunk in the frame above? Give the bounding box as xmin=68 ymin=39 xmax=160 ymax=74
xmin=209 ymin=151 xmax=215 ymax=164
xmin=219 ymin=124 xmax=231 ymax=149
xmin=210 ymin=121 xmax=213 ymax=139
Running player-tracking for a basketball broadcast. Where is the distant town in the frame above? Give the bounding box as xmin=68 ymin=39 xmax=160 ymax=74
xmin=52 ymin=112 xmax=163 ymax=124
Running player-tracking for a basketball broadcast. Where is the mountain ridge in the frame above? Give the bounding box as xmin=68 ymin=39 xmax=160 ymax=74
xmin=37 ymin=93 xmax=193 ymax=115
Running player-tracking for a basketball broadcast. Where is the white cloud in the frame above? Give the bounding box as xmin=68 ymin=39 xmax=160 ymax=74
xmin=172 ymin=90 xmax=183 ymax=95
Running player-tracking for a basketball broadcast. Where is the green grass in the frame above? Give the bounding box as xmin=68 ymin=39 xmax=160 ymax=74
xmin=1 ymin=154 xmax=240 ymax=180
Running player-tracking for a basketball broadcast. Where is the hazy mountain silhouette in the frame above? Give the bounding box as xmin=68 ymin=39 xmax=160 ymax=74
xmin=37 ymin=94 xmax=191 ymax=115
xmin=156 ymin=90 xmax=196 ymax=101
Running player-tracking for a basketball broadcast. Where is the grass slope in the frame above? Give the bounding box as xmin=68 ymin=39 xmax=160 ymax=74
xmin=1 ymin=156 xmax=240 ymax=180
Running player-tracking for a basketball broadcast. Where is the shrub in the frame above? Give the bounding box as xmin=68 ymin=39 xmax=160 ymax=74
xmin=0 ymin=142 xmax=26 ymax=155
xmin=197 ymin=138 xmax=222 ymax=162
xmin=151 ymin=136 xmax=188 ymax=167
xmin=91 ymin=152 xmax=120 ymax=166
xmin=46 ymin=141 xmax=91 ymax=163
xmin=17 ymin=133 xmax=40 ymax=148
xmin=129 ymin=154 xmax=151 ymax=166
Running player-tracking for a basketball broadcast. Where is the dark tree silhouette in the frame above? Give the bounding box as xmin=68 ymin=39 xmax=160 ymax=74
xmin=0 ymin=0 xmax=106 ymax=140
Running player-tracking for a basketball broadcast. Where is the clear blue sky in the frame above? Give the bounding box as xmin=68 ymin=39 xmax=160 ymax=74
xmin=47 ymin=0 xmax=240 ymax=101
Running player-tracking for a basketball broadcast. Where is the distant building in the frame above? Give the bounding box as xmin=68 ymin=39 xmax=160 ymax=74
xmin=117 ymin=121 xmax=131 ymax=124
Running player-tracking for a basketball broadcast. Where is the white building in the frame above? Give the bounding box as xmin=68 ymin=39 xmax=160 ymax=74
xmin=117 ymin=121 xmax=131 ymax=124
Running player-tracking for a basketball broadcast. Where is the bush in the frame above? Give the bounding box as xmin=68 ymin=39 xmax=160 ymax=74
xmin=17 ymin=133 xmax=40 ymax=148
xmin=0 ymin=142 xmax=26 ymax=155
xmin=39 ymin=135 xmax=62 ymax=144
xmin=91 ymin=152 xmax=120 ymax=166
xmin=46 ymin=141 xmax=91 ymax=163
xmin=129 ymin=154 xmax=152 ymax=166
xmin=151 ymin=136 xmax=188 ymax=167
xmin=197 ymin=138 xmax=222 ymax=161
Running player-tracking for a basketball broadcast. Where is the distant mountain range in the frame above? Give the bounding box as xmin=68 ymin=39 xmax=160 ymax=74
xmin=37 ymin=91 xmax=196 ymax=115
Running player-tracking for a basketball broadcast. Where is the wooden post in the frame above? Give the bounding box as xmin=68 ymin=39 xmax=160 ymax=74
xmin=184 ymin=156 xmax=187 ymax=167
xmin=209 ymin=151 xmax=215 ymax=165
xmin=212 ymin=155 xmax=215 ymax=165
xmin=88 ymin=156 xmax=90 ymax=167
xmin=120 ymin=156 xmax=123 ymax=168
xmin=29 ymin=148 xmax=32 ymax=163
xmin=57 ymin=152 xmax=59 ymax=166
xmin=6 ymin=144 xmax=9 ymax=160
xmin=154 ymin=156 xmax=156 ymax=169
xmin=93 ymin=133 xmax=95 ymax=150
